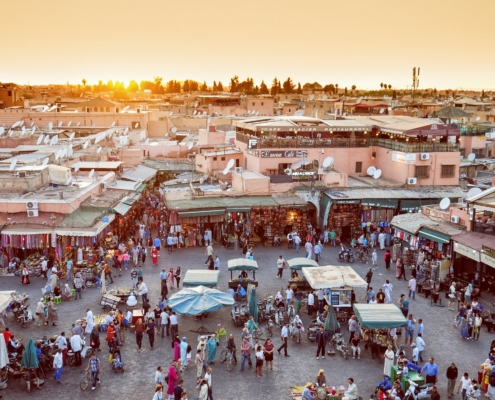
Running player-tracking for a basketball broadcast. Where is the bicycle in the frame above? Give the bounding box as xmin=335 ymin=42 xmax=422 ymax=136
xmin=80 ymin=370 xmax=91 ymax=391
xmin=219 ymin=347 xmax=235 ymax=372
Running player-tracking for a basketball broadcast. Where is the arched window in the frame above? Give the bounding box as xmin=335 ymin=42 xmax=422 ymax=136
xmin=100 ymin=107 xmax=104 ymax=112
xmin=94 ymin=107 xmax=98 ymax=112
xmin=106 ymin=107 xmax=110 ymax=112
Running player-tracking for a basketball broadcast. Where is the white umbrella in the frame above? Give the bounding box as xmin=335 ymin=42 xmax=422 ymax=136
xmin=0 ymin=334 xmax=8 ymax=368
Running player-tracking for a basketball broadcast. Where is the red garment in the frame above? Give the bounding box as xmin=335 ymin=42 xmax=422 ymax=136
xmin=167 ymin=365 xmax=178 ymax=395
xmin=106 ymin=326 xmax=116 ymax=342
xmin=3 ymin=331 xmax=12 ymax=343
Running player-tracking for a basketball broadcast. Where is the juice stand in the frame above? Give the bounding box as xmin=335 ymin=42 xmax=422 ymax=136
xmin=287 ymin=257 xmax=319 ymax=293
xmin=227 ymin=258 xmax=258 ymax=290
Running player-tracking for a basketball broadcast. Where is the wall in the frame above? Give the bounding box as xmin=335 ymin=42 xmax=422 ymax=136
xmin=119 ymin=149 xmax=143 ymax=166
xmin=198 ymin=127 xmax=225 ymax=145
xmin=322 ymin=171 xmax=348 ymax=187
xmin=148 ymin=120 xmax=169 ymax=138
xmin=195 ymin=152 xmax=242 ymax=177
xmin=231 ymin=171 xmax=270 ymax=194
xmin=0 ymin=169 xmax=48 ymax=193
xmin=460 ymin=135 xmax=495 ymax=157
xmin=449 ymin=207 xmax=470 ymax=230
xmin=246 ymin=98 xmax=274 ymax=116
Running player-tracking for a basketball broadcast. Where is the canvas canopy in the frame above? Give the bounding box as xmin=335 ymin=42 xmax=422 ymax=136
xmin=182 ymin=270 xmax=220 ymax=287
xmin=301 ymin=265 xmax=367 ymax=289
xmin=353 ymin=303 xmax=408 ymax=329
xmin=227 ymin=258 xmax=258 ymax=271
xmin=0 ymin=291 xmax=15 ymax=313
xmin=166 ymin=286 xmax=235 ymax=315
xmin=287 ymin=257 xmax=319 ymax=270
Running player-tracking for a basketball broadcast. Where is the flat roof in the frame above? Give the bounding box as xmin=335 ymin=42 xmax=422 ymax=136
xmin=69 ymin=161 xmax=122 ymax=170
xmin=324 ymin=186 xmax=466 ymax=200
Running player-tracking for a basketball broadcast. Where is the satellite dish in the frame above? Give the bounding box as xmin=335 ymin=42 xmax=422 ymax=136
xmin=284 ymin=168 xmax=292 ymax=175
xmin=225 ymin=159 xmax=235 ymax=170
xmin=83 ymin=140 xmax=89 ymax=149
xmin=356 ymin=97 xmax=362 ymax=104
xmin=74 ymin=163 xmax=80 ymax=172
xmin=467 ymin=153 xmax=476 ymax=161
xmin=49 ymin=136 xmax=56 ymax=146
xmin=144 ymin=138 xmax=150 ymax=146
xmin=20 ymin=120 xmax=24 ymax=127
xmin=193 ymin=110 xmax=197 ymax=115
xmin=0 ymin=127 xmax=4 ymax=136
xmin=8 ymin=130 xmax=13 ymax=137
xmin=467 ymin=188 xmax=482 ymax=198
xmin=44 ymin=135 xmax=50 ymax=144
xmin=122 ymin=106 xmax=129 ymax=113
xmin=476 ymin=116 xmax=481 ymax=121
xmin=55 ymin=150 xmax=62 ymax=160
xmin=171 ymin=127 xmax=177 ymax=133
xmin=67 ymin=121 xmax=72 ymax=127
xmin=61 ymin=148 xmax=67 ymax=158
xmin=322 ymin=95 xmax=327 ymax=100
xmin=187 ymin=142 xmax=193 ymax=150
xmin=9 ymin=159 xmax=17 ymax=170
xmin=439 ymin=197 xmax=451 ymax=210
xmin=111 ymin=121 xmax=116 ymax=128
xmin=31 ymin=126 xmax=36 ymax=135
xmin=92 ymin=124 xmax=96 ymax=127
xmin=373 ymin=169 xmax=382 ymax=179
xmin=309 ymin=95 xmax=314 ymax=100
xmin=68 ymin=145 xmax=73 ymax=157
xmin=21 ymin=126 xmax=26 ymax=135
xmin=53 ymin=135 xmax=59 ymax=145
xmin=124 ymin=127 xmax=129 ymax=135
xmin=322 ymin=157 xmax=333 ymax=168
xmin=42 ymin=158 xmax=49 ymax=166
xmin=207 ymin=117 xmax=211 ymax=124
xmin=69 ymin=132 xmax=75 ymax=140
xmin=48 ymin=122 xmax=53 ymax=130
xmin=88 ymin=169 xmax=95 ymax=178
xmin=367 ymin=166 xmax=377 ymax=176
xmin=77 ymin=122 xmax=81 ymax=127
xmin=12 ymin=121 xmax=20 ymax=128
xmin=58 ymin=121 xmax=63 ymax=127
xmin=37 ymin=135 xmax=44 ymax=145
xmin=96 ymin=147 xmax=102 ymax=154
xmin=222 ymin=167 xmax=230 ymax=175
xmin=30 ymin=122 xmax=34 ymax=127
xmin=134 ymin=123 xmax=139 ymax=129
xmin=380 ymin=108 xmax=385 ymax=114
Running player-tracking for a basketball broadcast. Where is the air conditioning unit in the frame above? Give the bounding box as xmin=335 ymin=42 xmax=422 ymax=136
xmin=27 ymin=209 xmax=39 ymax=218
xmin=407 ymin=177 xmax=417 ymax=185
xmin=26 ymin=201 xmax=38 ymax=210
xmin=451 ymin=215 xmax=460 ymax=224
xmin=420 ymin=153 xmax=430 ymax=160
xmin=101 ymin=182 xmax=108 ymax=189
xmin=234 ymin=167 xmax=243 ymax=173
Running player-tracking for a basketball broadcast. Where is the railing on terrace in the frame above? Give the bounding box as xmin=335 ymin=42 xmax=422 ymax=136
xmin=236 ymin=133 xmax=369 ymax=149
xmin=474 ymin=222 xmax=495 ymax=238
xmin=459 ymin=126 xmax=493 ymax=136
xmin=370 ymin=138 xmax=460 ymax=153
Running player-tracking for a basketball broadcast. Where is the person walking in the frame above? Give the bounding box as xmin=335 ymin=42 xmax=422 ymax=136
xmin=195 ymin=349 xmax=204 ymax=381
xmin=74 ymin=273 xmax=84 ymax=300
xmin=384 ymin=249 xmax=392 ymax=270
xmin=305 ymin=241 xmax=313 ymax=259
xmin=70 ymin=331 xmax=83 ymax=366
xmin=307 ymin=291 xmax=314 ymax=316
xmin=409 ymin=276 xmax=417 ymax=300
xmin=314 ymin=242 xmax=322 ymax=262
xmin=446 ymin=363 xmax=459 ymax=398
xmin=167 ymin=361 xmax=178 ymax=400
xmin=160 ymin=308 xmax=170 ymax=338
xmin=53 ymin=348 xmax=63 ymax=384
xmin=365 ymin=268 xmax=373 ymax=289
xmin=255 ymin=345 xmax=265 ymax=378
xmin=175 ymin=267 xmax=181 ymax=289
xmin=421 ymin=357 xmax=439 ymax=384
xmin=383 ymin=280 xmax=393 ymax=303
xmin=371 ymin=249 xmax=378 ymax=269
xmin=170 ymin=312 xmax=179 ymax=339
xmin=315 ymin=325 xmax=328 ymax=360
xmin=399 ymin=294 xmax=410 ymax=318
xmin=416 ymin=333 xmax=425 ymax=362
xmin=206 ymin=334 xmax=219 ymax=364
xmin=86 ymin=352 xmax=101 ymax=390
xmin=276 ymin=255 xmax=286 ymax=279
xmin=458 ymin=372 xmax=471 ymax=400
xmin=263 ymin=338 xmax=274 ymax=370
xmin=146 ymin=318 xmax=156 ymax=350
xmin=294 ymin=234 xmax=301 ymax=253
xmin=348 ymin=315 xmax=359 ymax=342
xmin=277 ymin=322 xmax=290 ymax=357
xmin=135 ymin=318 xmax=145 ymax=352
xmin=204 ymin=367 xmax=214 ymax=399
xmin=47 ymin=298 xmax=58 ymax=326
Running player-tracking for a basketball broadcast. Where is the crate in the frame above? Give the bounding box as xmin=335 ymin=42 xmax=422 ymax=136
xmin=100 ymin=294 xmax=120 ymax=310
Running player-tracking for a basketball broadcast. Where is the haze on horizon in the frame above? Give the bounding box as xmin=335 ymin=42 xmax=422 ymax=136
xmin=2 ymin=0 xmax=494 ymax=90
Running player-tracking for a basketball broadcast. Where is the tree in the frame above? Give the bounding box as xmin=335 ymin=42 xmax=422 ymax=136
xmin=296 ymin=83 xmax=302 ymax=95
xmin=127 ymin=80 xmax=139 ymax=92
xmin=282 ymin=77 xmax=295 ymax=94
xmin=351 ymin=85 xmax=356 ymax=92
xmin=388 ymin=84 xmax=392 ymax=90
xmin=82 ymin=79 xmax=87 ymax=87
xmin=380 ymin=83 xmax=383 ymax=89
xmin=323 ymin=84 xmax=335 ymax=94
xmin=270 ymin=78 xmax=279 ymax=96
xmin=392 ymin=90 xmax=397 ymax=99
xmin=344 ymin=87 xmax=348 ymax=95
xmin=200 ymin=81 xmax=208 ymax=92
xmin=481 ymin=89 xmax=485 ymax=99
xmin=230 ymin=76 xmax=239 ymax=93
xmin=140 ymin=80 xmax=154 ymax=91
xmin=217 ymin=81 xmax=223 ymax=91
xmin=183 ymin=80 xmax=190 ymax=93
xmin=153 ymin=77 xmax=164 ymax=94
xmin=260 ymin=80 xmax=269 ymax=95
xmin=335 ymin=84 xmax=339 ymax=94
xmin=107 ymin=80 xmax=114 ymax=91
xmin=213 ymin=81 xmax=218 ymax=91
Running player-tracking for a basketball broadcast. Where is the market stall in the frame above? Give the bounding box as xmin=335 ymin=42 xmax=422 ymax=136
xmin=183 ymin=270 xmax=220 ymax=288
xmin=227 ymin=258 xmax=258 ymax=290
xmin=107 ymin=287 xmax=134 ymax=303
xmin=287 ymin=257 xmax=319 ymax=292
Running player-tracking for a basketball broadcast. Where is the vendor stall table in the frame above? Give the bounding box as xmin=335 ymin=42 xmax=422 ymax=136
xmin=107 ymin=288 xmax=133 ymax=303
xmin=100 ymin=294 xmax=120 ymax=311
xmin=287 ymin=258 xmax=319 ymax=293
xmin=391 ymin=366 xmax=425 ymax=391
xmin=227 ymin=258 xmax=258 ymax=290
xmin=183 ymin=270 xmax=220 ymax=288
xmin=132 ymin=309 xmax=144 ymax=324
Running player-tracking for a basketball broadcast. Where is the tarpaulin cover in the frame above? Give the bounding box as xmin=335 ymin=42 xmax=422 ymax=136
xmin=324 ymin=305 xmax=339 ymax=334
xmin=182 ymin=270 xmax=220 ymax=287
xmin=0 ymin=291 xmax=15 ymax=313
xmin=0 ymin=335 xmax=8 ymax=369
xmin=166 ymin=286 xmax=235 ymax=315
xmin=227 ymin=258 xmax=259 ymax=271
xmin=302 ymin=265 xmax=368 ymax=289
xmin=353 ymin=303 xmax=408 ymax=329
xmin=248 ymin=285 xmax=258 ymax=323
xmin=48 ymin=165 xmax=72 ymax=185
xmin=21 ymin=338 xmax=39 ymax=369
xmin=287 ymin=257 xmax=319 ymax=270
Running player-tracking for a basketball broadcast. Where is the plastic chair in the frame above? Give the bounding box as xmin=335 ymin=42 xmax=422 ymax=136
xmin=54 ymin=296 xmax=62 ymax=305
xmin=71 ymin=289 xmax=76 ymax=299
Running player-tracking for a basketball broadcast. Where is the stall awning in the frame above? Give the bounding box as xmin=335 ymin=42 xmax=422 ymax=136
xmin=353 ymin=304 xmax=408 ymax=329
xmin=301 ymin=265 xmax=368 ymax=289
xmin=228 ymin=258 xmax=259 ymax=271
xmin=178 ymin=210 xmax=225 ymax=218
xmin=1 ymin=225 xmax=54 ymax=235
xmin=362 ymin=199 xmax=398 ymax=208
xmin=226 ymin=207 xmax=251 ymax=213
xmin=122 ymin=198 xmax=138 ymax=206
xmin=287 ymin=258 xmax=319 ymax=270
xmin=56 ymin=214 xmax=115 ymax=237
xmin=418 ymin=228 xmax=451 ymax=244
xmin=136 ymin=183 xmax=147 ymax=193
xmin=182 ymin=270 xmax=220 ymax=287
xmin=400 ymin=199 xmax=437 ymax=211
xmin=113 ymin=202 xmax=132 ymax=216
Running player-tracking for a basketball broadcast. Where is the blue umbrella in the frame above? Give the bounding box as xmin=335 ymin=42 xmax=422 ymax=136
xmin=167 ymin=286 xmax=235 ymax=316
xmin=21 ymin=338 xmax=39 ymax=369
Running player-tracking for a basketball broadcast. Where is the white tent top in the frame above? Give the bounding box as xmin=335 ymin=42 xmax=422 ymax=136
xmin=0 ymin=291 xmax=15 ymax=313
xmin=301 ymin=265 xmax=368 ymax=289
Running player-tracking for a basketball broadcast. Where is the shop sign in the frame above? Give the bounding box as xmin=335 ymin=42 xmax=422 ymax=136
xmin=333 ymin=199 xmax=361 ymax=205
xmin=246 ymin=149 xmax=259 ymax=156
xmin=248 ymin=139 xmax=258 ymax=148
xmin=482 ymin=245 xmax=495 ymax=268
xmin=261 ymin=150 xmax=308 ymax=158
xmin=257 ymin=127 xmax=368 ymax=132
xmin=102 ymin=216 xmax=109 ymax=223
xmin=484 ymin=210 xmax=493 ymax=217
xmin=454 ymin=242 xmax=480 ymax=262
xmin=392 ymin=151 xmax=416 ymax=164
xmin=292 ymin=171 xmax=316 ymax=177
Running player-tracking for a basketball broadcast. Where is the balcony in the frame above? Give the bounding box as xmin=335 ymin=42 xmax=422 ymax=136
xmin=370 ymin=138 xmax=460 ymax=153
xmin=474 ymin=222 xmax=495 ymax=237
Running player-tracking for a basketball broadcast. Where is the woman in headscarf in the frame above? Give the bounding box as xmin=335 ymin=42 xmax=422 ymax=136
xmin=173 ymin=334 xmax=181 ymax=361
xmin=35 ymin=298 xmax=45 ymax=327
xmin=275 ymin=291 xmax=284 ymax=308
xmin=174 ymin=267 xmax=181 ymax=289
xmin=302 ymin=382 xmax=314 ymax=400
xmin=46 ymin=298 xmax=58 ymax=326
xmin=21 ymin=265 xmax=30 ymax=285
xmin=180 ymin=337 xmax=188 ymax=365
xmin=167 ymin=362 xmax=178 ymax=399
xmin=167 ymin=268 xmax=175 ymax=289
xmin=85 ymin=308 xmax=94 ymax=335
xmin=197 ymin=336 xmax=207 ymax=350
xmin=90 ymin=325 xmax=101 ymax=351
xmin=206 ymin=334 xmax=219 ymax=364
xmin=50 ymin=269 xmax=58 ymax=292
xmin=316 ymin=369 xmax=326 ymax=387
xmin=61 ymin=284 xmax=72 ymax=301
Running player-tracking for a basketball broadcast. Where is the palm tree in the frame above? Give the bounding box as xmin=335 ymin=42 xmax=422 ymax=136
xmin=380 ymin=83 xmax=383 ymax=89
xmin=351 ymin=85 xmax=356 ymax=92
xmin=388 ymin=84 xmax=392 ymax=90
xmin=82 ymin=79 xmax=87 ymax=87
xmin=335 ymin=84 xmax=339 ymax=94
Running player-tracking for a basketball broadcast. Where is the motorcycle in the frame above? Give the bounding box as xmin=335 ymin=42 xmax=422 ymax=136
xmin=331 ymin=332 xmax=350 ymax=359
xmin=8 ymin=293 xmax=30 ymax=319
xmin=307 ymin=313 xmax=325 ymax=342
xmin=356 ymin=249 xmax=367 ymax=263
xmin=289 ymin=318 xmax=302 ymax=344
xmin=338 ymin=249 xmax=354 ymax=263
xmin=17 ymin=304 xmax=34 ymax=328
xmin=404 ymin=379 xmax=432 ymax=400
xmin=231 ymin=302 xmax=248 ymax=327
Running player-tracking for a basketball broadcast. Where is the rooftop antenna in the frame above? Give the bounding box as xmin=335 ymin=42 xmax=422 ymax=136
xmin=37 ymin=135 xmax=44 ymax=145
xmin=88 ymin=169 xmax=94 ymax=179
xmin=96 ymin=147 xmax=102 ymax=154
xmin=42 ymin=158 xmax=49 ymax=166
xmin=367 ymin=166 xmax=377 ymax=176
xmin=439 ymin=197 xmax=450 ymax=210
xmin=412 ymin=66 xmax=420 ymax=102
xmin=467 ymin=153 xmax=476 ymax=162
xmin=9 ymin=159 xmax=17 ymax=171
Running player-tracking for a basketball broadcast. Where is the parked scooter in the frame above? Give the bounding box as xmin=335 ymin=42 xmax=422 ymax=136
xmin=307 ymin=313 xmax=325 ymax=342
xmin=331 ymin=332 xmax=350 ymax=359
xmin=404 ymin=379 xmax=432 ymax=400
xmin=338 ymin=249 xmax=354 ymax=263
xmin=17 ymin=304 xmax=34 ymax=328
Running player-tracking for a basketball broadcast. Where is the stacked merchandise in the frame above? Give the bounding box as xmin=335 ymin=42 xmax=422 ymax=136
xmin=328 ymin=204 xmax=362 ymax=242
xmin=250 ymin=207 xmax=308 ymax=241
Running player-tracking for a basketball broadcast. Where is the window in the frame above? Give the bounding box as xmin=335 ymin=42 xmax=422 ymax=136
xmin=213 ymin=157 xmax=217 ymax=161
xmin=252 ymin=102 xmax=255 ymax=106
xmin=415 ymin=165 xmax=429 ymax=179
xmin=441 ymin=165 xmax=455 ymax=178
xmin=94 ymin=107 xmax=98 ymax=112
xmin=7 ymin=91 xmax=12 ymax=96
xmin=288 ymin=108 xmax=292 ymax=112
xmin=355 ymin=162 xmax=362 ymax=173
xmin=261 ymin=102 xmax=264 ymax=106
xmin=106 ymin=107 xmax=110 ymax=112
xmin=221 ymin=157 xmax=226 ymax=161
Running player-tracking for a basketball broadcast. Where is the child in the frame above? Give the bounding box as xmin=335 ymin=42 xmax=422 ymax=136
xmin=186 ymin=344 xmax=192 ymax=369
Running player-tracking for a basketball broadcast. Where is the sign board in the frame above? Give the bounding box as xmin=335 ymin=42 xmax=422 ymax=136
xmin=248 ymin=139 xmax=258 ymax=148
xmin=256 ymin=126 xmax=368 ymax=132
xmin=392 ymin=151 xmax=416 ymax=164
xmin=481 ymin=245 xmax=495 ymax=268
xmin=454 ymin=242 xmax=480 ymax=262
xmin=102 ymin=216 xmax=109 ymax=223
xmin=333 ymin=199 xmax=361 ymax=205
xmin=260 ymin=150 xmax=308 ymax=158
xmin=291 ymin=171 xmax=315 ymax=176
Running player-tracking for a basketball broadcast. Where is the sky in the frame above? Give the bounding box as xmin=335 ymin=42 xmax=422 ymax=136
xmin=2 ymin=0 xmax=495 ymax=90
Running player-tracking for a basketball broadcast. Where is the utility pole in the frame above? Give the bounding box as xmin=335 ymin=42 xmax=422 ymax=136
xmin=412 ymin=67 xmax=420 ymax=102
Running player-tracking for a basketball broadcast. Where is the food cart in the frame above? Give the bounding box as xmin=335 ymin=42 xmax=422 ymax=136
xmin=287 ymin=258 xmax=319 ymax=293
xmin=183 ymin=270 xmax=220 ymax=288
xmin=107 ymin=287 xmax=134 ymax=303
xmin=302 ymin=265 xmax=368 ymax=323
xmin=227 ymin=258 xmax=258 ymax=290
